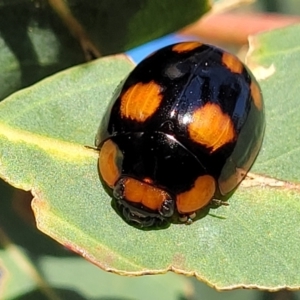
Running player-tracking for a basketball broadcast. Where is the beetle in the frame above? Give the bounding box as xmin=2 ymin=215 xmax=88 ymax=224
xmin=95 ymin=41 xmax=265 ymax=227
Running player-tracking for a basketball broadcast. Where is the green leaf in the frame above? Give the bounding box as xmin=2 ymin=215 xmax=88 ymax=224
xmin=1 ymin=24 xmax=300 ymax=291
xmin=0 ymin=181 xmax=193 ymax=300
xmin=0 ymin=0 xmax=210 ymax=100
xmin=79 ymin=0 xmax=210 ymax=53
xmin=247 ymin=24 xmax=300 ymax=181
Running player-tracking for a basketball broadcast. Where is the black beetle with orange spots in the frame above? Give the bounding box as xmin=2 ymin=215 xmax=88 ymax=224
xmin=95 ymin=42 xmax=265 ymax=228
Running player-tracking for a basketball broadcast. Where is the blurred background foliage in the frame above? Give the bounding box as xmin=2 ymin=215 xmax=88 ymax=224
xmin=0 ymin=0 xmax=300 ymax=299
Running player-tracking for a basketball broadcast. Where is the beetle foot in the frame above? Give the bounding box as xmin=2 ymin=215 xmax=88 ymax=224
xmin=179 ymin=212 xmax=196 ymax=224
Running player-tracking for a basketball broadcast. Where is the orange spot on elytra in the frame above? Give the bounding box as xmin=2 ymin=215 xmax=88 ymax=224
xmin=123 ymin=178 xmax=170 ymax=211
xmin=99 ymin=139 xmax=122 ymax=188
xmin=120 ymin=81 xmax=162 ymax=122
xmin=172 ymin=42 xmax=202 ymax=53
xmin=176 ymin=175 xmax=216 ymax=214
xmin=188 ymin=102 xmax=236 ymax=152
xmin=222 ymin=52 xmax=243 ymax=74
xmin=250 ymin=81 xmax=263 ymax=111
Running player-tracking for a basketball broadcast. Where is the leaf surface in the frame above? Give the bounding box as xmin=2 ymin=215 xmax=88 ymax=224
xmin=1 ymin=24 xmax=300 ymax=290
xmin=0 ymin=0 xmax=210 ymax=99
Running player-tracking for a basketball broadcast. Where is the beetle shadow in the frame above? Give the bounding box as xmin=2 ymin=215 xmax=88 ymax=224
xmin=110 ymin=198 xmax=172 ymax=231
xmin=205 ymin=186 xmax=239 ymax=220
xmin=170 ymin=187 xmax=238 ymax=225
xmin=96 ymin=157 xmax=240 ymax=230
xmin=109 ymin=193 xmax=232 ymax=231
xmin=98 ymin=175 xmax=234 ymax=231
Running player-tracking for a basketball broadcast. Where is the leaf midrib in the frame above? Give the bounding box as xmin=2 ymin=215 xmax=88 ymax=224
xmin=0 ymin=122 xmax=97 ymax=162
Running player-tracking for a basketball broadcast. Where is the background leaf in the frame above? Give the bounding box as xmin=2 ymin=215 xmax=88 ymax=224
xmin=247 ymin=23 xmax=300 ymax=181
xmin=0 ymin=0 xmax=210 ymax=100
xmin=1 ymin=23 xmax=300 ymax=290
xmin=68 ymin=0 xmax=210 ymax=54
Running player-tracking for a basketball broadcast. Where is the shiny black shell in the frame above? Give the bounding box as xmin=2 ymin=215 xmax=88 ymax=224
xmin=96 ymin=42 xmax=265 ymax=227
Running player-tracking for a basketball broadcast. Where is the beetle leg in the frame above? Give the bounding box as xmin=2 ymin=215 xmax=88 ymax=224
xmin=211 ymin=199 xmax=229 ymax=207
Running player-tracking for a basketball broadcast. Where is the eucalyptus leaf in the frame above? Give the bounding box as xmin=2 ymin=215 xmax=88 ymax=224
xmin=1 ymin=24 xmax=300 ymax=290
xmin=0 ymin=0 xmax=210 ymax=100
xmin=0 ymin=181 xmax=193 ymax=300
